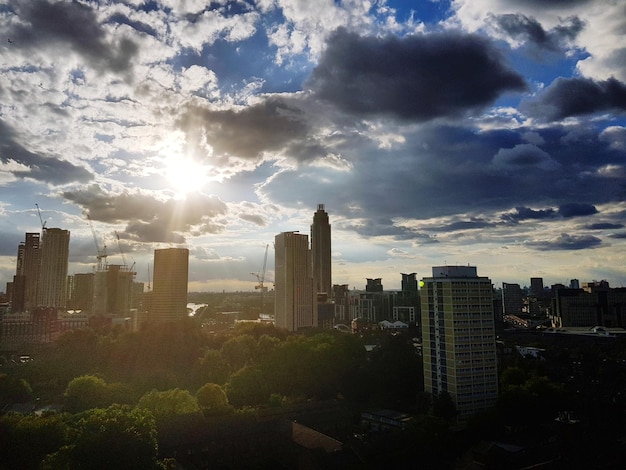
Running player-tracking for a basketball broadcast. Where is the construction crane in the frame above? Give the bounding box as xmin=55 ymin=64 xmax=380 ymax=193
xmin=35 ymin=203 xmax=47 ymax=231
xmin=114 ymin=231 xmax=127 ymax=267
xmin=250 ymin=244 xmax=269 ymax=293
xmin=87 ymin=215 xmax=107 ymax=271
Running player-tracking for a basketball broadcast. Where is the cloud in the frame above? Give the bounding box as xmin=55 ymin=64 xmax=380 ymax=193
xmin=523 ymin=77 xmax=626 ymax=121
xmin=502 ymin=206 xmax=557 ymax=222
xmin=492 ymin=144 xmax=561 ymax=171
xmin=558 ymin=203 xmax=598 ymax=218
xmin=62 ymin=185 xmax=227 ymax=242
xmin=176 ymin=97 xmax=315 ymax=165
xmin=306 ymin=28 xmax=526 ymax=121
xmin=527 ymin=232 xmax=602 ymax=250
xmin=430 ymin=218 xmax=495 ymax=232
xmin=585 ymin=222 xmax=624 ymax=230
xmin=490 ymin=13 xmax=584 ymax=51
xmin=0 ymin=121 xmax=93 ymax=185
xmin=11 ymin=0 xmax=139 ymax=75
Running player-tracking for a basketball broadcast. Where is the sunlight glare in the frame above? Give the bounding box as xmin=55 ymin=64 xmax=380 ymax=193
xmin=166 ymin=157 xmax=207 ymax=196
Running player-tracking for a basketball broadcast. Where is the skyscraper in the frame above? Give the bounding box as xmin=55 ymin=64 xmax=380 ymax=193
xmin=310 ymin=204 xmax=331 ymax=296
xmin=274 ymin=231 xmax=317 ymax=331
xmin=421 ymin=266 xmax=498 ymax=419
xmin=150 ymin=248 xmax=189 ymax=322
xmin=12 ymin=233 xmax=41 ymax=312
xmin=37 ymin=228 xmax=70 ymax=309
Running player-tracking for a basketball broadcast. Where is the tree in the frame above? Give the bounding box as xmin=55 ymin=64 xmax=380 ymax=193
xmin=225 ymin=366 xmax=269 ymax=408
xmin=0 ymin=413 xmax=67 ymax=470
xmin=43 ymin=405 xmax=158 ymax=470
xmin=0 ymin=373 xmax=33 ymax=404
xmin=64 ymin=375 xmax=109 ymax=413
xmin=194 ymin=349 xmax=230 ymax=386
xmin=220 ymin=334 xmax=257 ymax=371
xmin=196 ymin=383 xmax=230 ymax=414
xmin=136 ymin=388 xmax=200 ymax=421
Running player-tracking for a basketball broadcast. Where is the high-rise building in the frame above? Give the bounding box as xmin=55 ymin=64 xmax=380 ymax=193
xmin=274 ymin=232 xmax=317 ymax=331
xmin=37 ymin=228 xmax=70 ymax=309
xmin=150 ymin=248 xmax=189 ymax=322
xmin=530 ymin=277 xmax=544 ymax=297
xmin=92 ymin=265 xmax=134 ymax=316
xmin=67 ymin=272 xmax=95 ymax=312
xmin=421 ymin=266 xmax=498 ymax=419
xmin=11 ymin=233 xmax=41 ymax=312
xmin=311 ymin=204 xmax=331 ymax=296
xmin=502 ymin=282 xmax=523 ymax=317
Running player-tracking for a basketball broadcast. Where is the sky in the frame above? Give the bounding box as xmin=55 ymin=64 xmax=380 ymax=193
xmin=1 ymin=0 xmax=626 ymax=293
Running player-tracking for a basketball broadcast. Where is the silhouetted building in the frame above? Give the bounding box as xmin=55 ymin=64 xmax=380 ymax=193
xmin=366 ymin=278 xmax=383 ymax=292
xmin=530 ymin=277 xmax=544 ymax=297
xmin=274 ymin=232 xmax=317 ymax=331
xmin=37 ymin=228 xmax=70 ymax=309
xmin=67 ymin=272 xmax=94 ymax=312
xmin=502 ymin=282 xmax=523 ymax=317
xmin=551 ymin=282 xmax=626 ymax=328
xmin=11 ymin=233 xmax=41 ymax=312
xmin=150 ymin=248 xmax=189 ymax=322
xmin=311 ymin=204 xmax=332 ymax=297
xmin=421 ymin=266 xmax=498 ymax=419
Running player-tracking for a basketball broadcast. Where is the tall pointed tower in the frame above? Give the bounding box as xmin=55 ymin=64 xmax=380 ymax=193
xmin=310 ymin=204 xmax=331 ymax=296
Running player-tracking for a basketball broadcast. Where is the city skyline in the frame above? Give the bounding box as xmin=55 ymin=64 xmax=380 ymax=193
xmin=1 ymin=1 xmax=626 ymax=293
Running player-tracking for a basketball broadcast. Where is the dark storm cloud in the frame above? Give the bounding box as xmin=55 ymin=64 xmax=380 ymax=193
xmin=586 ymin=222 xmax=624 ymax=230
xmin=502 ymin=206 xmax=557 ymax=222
xmin=0 ymin=121 xmax=93 ymax=185
xmin=491 ymin=14 xmax=584 ymax=51
xmin=527 ymin=233 xmax=602 ymax=250
xmin=343 ymin=218 xmax=437 ymax=243
xmin=306 ymin=28 xmax=526 ymax=121
xmin=430 ymin=218 xmax=495 ymax=232
xmin=177 ymin=97 xmax=314 ymax=161
xmin=63 ymin=185 xmax=227 ymax=242
xmin=609 ymin=232 xmax=626 ymax=239
xmin=524 ymin=77 xmax=626 ymax=121
xmin=10 ymin=0 xmax=138 ymax=74
xmin=558 ymin=203 xmax=598 ymax=218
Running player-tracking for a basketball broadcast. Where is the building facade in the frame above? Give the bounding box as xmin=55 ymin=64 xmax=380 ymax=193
xmin=310 ymin=204 xmax=331 ymax=296
xmin=37 ymin=228 xmax=70 ymax=309
xmin=502 ymin=282 xmax=523 ymax=317
xmin=150 ymin=248 xmax=189 ymax=322
xmin=421 ymin=266 xmax=498 ymax=419
xmin=274 ymin=232 xmax=317 ymax=331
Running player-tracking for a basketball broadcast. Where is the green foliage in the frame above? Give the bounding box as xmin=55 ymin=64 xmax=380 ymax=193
xmin=0 ymin=373 xmax=33 ymax=403
xmin=44 ymin=405 xmax=158 ymax=470
xmin=220 ymin=334 xmax=257 ymax=371
xmin=137 ymin=388 xmax=200 ymax=421
xmin=0 ymin=413 xmax=67 ymax=470
xmin=194 ymin=349 xmax=230 ymax=386
xmin=64 ymin=375 xmax=109 ymax=413
xmin=225 ymin=366 xmax=270 ymax=408
xmin=195 ymin=383 xmax=230 ymax=414
xmin=497 ymin=366 xmax=565 ymax=427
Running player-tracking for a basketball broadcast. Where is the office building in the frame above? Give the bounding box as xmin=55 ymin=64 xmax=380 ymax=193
xmin=150 ymin=248 xmax=189 ymax=322
xmin=421 ymin=266 xmax=498 ymax=419
xmin=93 ymin=265 xmax=135 ymax=317
xmin=311 ymin=204 xmax=331 ymax=296
xmin=274 ymin=232 xmax=317 ymax=331
xmin=530 ymin=277 xmax=544 ymax=297
xmin=502 ymin=282 xmax=523 ymax=317
xmin=11 ymin=233 xmax=41 ymax=313
xmin=67 ymin=272 xmax=95 ymax=312
xmin=37 ymin=228 xmax=70 ymax=309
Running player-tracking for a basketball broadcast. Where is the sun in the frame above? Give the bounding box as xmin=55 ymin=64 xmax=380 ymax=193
xmin=165 ymin=157 xmax=207 ymax=196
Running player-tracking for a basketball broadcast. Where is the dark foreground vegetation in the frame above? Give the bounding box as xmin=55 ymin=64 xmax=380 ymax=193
xmin=1 ymin=317 xmax=626 ymax=468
